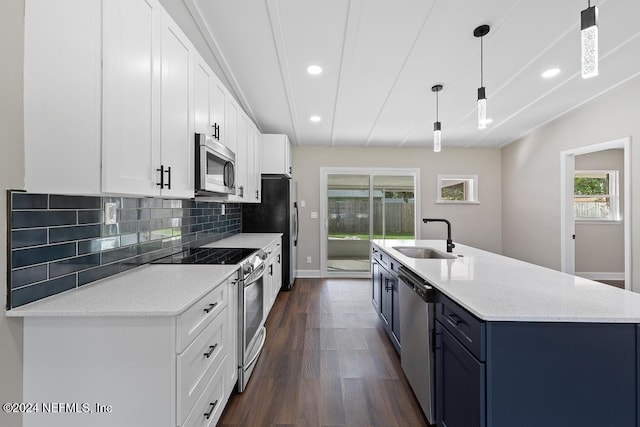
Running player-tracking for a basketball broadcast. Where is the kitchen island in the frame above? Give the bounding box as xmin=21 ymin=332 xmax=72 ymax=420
xmin=372 ymin=239 xmax=640 ymax=427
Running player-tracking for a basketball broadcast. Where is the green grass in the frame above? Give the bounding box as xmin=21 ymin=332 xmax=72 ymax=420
xmin=328 ymin=233 xmax=414 ymax=240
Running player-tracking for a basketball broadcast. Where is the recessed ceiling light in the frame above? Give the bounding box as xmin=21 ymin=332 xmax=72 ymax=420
xmin=310 ymin=115 xmax=322 ymax=122
xmin=307 ymin=65 xmax=323 ymax=75
xmin=542 ymin=68 xmax=561 ymax=79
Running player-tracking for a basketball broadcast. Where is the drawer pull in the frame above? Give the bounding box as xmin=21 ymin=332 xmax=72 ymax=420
xmin=204 ymin=344 xmax=218 ymax=358
xmin=445 ymin=313 xmax=462 ymax=325
xmin=204 ymin=400 xmax=218 ymax=419
xmin=203 ymin=302 xmax=218 ymax=313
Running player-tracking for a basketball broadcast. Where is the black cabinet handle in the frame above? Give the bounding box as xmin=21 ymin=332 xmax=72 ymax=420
xmin=156 ymin=165 xmax=171 ymax=189
xmin=203 ymin=302 xmax=218 ymax=313
xmin=204 ymin=400 xmax=218 ymax=419
xmin=204 ymin=343 xmax=218 ymax=358
xmin=277 ymin=254 xmax=281 ymax=264
xmin=156 ymin=165 xmax=164 ymax=188
xmin=256 ymin=190 xmax=259 ymax=200
xmin=212 ymin=123 xmax=220 ymax=140
xmin=269 ymin=265 xmax=273 ymax=276
xmin=384 ymin=278 xmax=393 ymax=291
xmin=239 ymin=185 xmax=244 ymax=198
xmin=445 ymin=312 xmax=462 ymax=325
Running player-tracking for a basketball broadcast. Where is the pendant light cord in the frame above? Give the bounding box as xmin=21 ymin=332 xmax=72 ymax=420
xmin=436 ymin=90 xmax=439 ymax=122
xmin=480 ymin=36 xmax=484 ymax=87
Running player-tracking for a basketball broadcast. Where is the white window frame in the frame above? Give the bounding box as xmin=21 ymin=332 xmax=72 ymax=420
xmin=574 ymin=169 xmax=620 ymax=222
xmin=436 ymin=174 xmax=479 ymax=204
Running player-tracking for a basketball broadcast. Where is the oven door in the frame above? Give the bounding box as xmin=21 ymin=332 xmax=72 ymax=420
xmin=238 ymin=263 xmax=266 ymax=392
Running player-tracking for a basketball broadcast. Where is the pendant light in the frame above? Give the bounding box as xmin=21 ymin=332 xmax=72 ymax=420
xmin=432 ymin=84 xmax=443 ymax=152
xmin=581 ymin=1 xmax=598 ymax=78
xmin=474 ymin=24 xmax=490 ymax=129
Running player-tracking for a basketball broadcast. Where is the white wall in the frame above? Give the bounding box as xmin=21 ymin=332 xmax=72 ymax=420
xmin=574 ymin=150 xmax=625 ymax=276
xmin=293 ymin=146 xmax=502 ymax=275
xmin=502 ymin=76 xmax=640 ymax=291
xmin=1 ymin=0 xmax=25 ymax=426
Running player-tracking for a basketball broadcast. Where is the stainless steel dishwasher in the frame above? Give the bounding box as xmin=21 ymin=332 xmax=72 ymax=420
xmin=398 ymin=266 xmax=436 ymax=424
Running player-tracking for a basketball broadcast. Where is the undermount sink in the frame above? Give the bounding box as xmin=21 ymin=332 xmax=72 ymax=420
xmin=392 ymin=246 xmax=457 ymax=259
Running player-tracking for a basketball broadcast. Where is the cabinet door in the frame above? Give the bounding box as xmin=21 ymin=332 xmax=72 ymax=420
xmin=212 ymin=77 xmax=227 ymax=145
xmin=102 ymin=0 xmax=162 ymax=196
xmin=194 ymin=54 xmax=213 ymax=136
xmin=261 ymin=134 xmax=292 ymax=176
xmin=159 ymin=10 xmax=193 ymax=198
xmin=24 ymin=0 xmax=102 ymax=194
xmin=246 ymin=123 xmax=261 ymax=203
xmin=273 ymin=247 xmax=283 ymax=298
xmin=435 ymin=321 xmax=486 ymax=427
xmin=229 ymin=113 xmax=248 ymax=202
xmin=264 ymin=260 xmax=274 ymax=318
xmin=225 ymin=100 xmax=238 ymax=155
xmin=380 ymin=268 xmax=392 ymax=328
xmin=391 ymin=276 xmax=400 ymax=345
xmin=226 ymin=274 xmax=238 ymax=390
xmin=372 ymin=261 xmax=381 ymax=313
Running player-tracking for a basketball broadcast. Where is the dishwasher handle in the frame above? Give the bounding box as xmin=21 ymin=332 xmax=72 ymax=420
xmin=398 ymin=266 xmax=434 ymax=303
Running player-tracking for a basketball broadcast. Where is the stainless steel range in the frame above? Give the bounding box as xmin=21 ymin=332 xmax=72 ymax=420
xmin=152 ymin=246 xmax=268 ymax=392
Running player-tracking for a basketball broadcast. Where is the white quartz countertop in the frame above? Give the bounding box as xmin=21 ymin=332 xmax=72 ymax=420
xmin=6 ymin=234 xmax=283 ymax=318
xmin=6 ymin=264 xmax=238 ymax=317
xmin=373 ymin=239 xmax=640 ymax=323
xmin=202 ymin=233 xmax=282 ymax=249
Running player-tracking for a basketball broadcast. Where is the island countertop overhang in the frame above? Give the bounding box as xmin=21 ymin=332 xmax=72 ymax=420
xmin=372 ymin=239 xmax=640 ymax=323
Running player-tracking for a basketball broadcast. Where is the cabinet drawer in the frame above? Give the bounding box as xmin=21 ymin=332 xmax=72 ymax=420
xmin=372 ymin=247 xmax=399 ymax=274
xmin=182 ymin=357 xmax=227 ymax=427
xmin=177 ymin=306 xmax=227 ymax=425
xmin=264 ymin=240 xmax=281 ymax=259
xmin=177 ymin=283 xmax=228 ymax=353
xmin=436 ymin=292 xmax=485 ymax=361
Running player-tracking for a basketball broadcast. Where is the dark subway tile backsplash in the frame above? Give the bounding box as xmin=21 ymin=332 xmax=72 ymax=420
xmin=6 ymin=191 xmax=241 ymax=309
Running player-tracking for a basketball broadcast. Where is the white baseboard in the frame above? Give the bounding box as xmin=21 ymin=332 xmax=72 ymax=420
xmin=575 ymin=272 xmax=625 ymax=281
xmin=295 ymin=270 xmax=322 ymax=278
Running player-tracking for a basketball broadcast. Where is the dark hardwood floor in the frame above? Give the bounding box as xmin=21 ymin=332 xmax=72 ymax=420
xmin=219 ymin=278 xmax=430 ymax=427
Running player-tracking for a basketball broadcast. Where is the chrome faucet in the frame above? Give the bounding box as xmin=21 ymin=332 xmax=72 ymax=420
xmin=423 ymin=218 xmax=455 ymax=253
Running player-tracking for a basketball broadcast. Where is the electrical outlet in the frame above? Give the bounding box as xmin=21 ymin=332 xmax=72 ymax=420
xmin=311 ymin=211 xmax=318 ymax=219
xmin=104 ymin=203 xmax=117 ymax=225
xmin=300 ymin=200 xmax=306 ymax=208
xmin=221 ymin=204 xmax=226 ymax=215
xmin=306 ymin=256 xmax=312 ymax=264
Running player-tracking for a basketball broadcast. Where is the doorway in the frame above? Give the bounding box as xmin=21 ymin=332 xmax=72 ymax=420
xmin=320 ymin=168 xmax=420 ymax=277
xmin=560 ymin=137 xmax=631 ymax=289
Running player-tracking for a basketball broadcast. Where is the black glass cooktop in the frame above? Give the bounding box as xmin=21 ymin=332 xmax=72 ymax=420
xmin=152 ymin=247 xmax=258 ymax=265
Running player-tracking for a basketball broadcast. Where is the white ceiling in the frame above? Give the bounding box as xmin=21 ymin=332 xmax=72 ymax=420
xmin=185 ymin=0 xmax=640 ymax=148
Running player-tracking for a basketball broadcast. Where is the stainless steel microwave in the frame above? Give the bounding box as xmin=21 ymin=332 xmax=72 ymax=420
xmin=195 ymin=133 xmax=236 ymax=195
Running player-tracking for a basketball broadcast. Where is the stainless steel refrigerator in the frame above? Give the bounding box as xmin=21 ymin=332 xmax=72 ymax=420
xmin=242 ymin=175 xmax=298 ymax=290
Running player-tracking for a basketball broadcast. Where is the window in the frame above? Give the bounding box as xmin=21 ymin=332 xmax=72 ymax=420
xmin=574 ymin=170 xmax=620 ymax=221
xmin=436 ymin=175 xmax=479 ymax=204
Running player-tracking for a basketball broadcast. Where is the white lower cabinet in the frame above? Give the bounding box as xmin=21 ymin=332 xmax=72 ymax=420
xmin=264 ymin=240 xmax=283 ymax=316
xmin=22 ymin=273 xmax=238 ymax=427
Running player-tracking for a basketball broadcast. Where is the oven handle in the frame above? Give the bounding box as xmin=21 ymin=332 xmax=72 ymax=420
xmin=244 ymin=263 xmax=266 ymax=287
xmin=244 ymin=326 xmax=266 ymax=370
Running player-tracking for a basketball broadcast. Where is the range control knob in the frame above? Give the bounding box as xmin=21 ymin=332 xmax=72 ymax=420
xmin=242 ymin=263 xmax=253 ymax=275
xmin=257 ymin=250 xmax=268 ymax=261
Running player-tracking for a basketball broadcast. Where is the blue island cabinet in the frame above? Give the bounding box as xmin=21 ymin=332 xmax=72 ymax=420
xmin=435 ymin=293 xmax=639 ymax=427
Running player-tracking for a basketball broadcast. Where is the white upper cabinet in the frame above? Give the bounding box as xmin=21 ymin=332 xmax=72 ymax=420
xmin=24 ymin=0 xmax=103 ymax=194
xmin=261 ymin=134 xmax=292 ymax=177
xmin=102 ymin=0 xmax=162 ymax=196
xmin=158 ymin=9 xmax=194 ymax=198
xmin=247 ymin=123 xmax=262 ymax=203
xmin=228 ymin=112 xmax=248 ymax=202
xmin=23 ymin=0 xmax=260 ymax=201
xmin=193 ymin=54 xmax=214 ymax=137
xmin=103 ymin=0 xmax=193 ymax=197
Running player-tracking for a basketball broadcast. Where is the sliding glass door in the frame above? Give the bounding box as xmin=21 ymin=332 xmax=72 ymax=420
xmin=322 ymin=168 xmax=418 ymax=276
